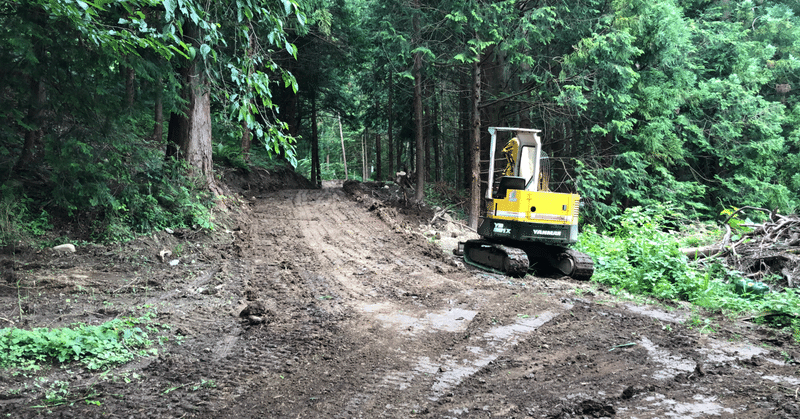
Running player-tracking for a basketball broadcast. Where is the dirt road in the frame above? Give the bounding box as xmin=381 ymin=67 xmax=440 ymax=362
xmin=1 ymin=181 xmax=799 ymax=418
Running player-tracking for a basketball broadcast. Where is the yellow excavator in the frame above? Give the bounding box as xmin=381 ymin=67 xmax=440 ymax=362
xmin=458 ymin=127 xmax=594 ymax=279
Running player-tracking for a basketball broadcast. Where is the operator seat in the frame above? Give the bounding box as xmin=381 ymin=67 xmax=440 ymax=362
xmin=495 ymin=176 xmax=526 ymax=199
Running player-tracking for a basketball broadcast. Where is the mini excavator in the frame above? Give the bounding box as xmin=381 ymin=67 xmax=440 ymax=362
xmin=457 ymin=127 xmax=594 ymax=279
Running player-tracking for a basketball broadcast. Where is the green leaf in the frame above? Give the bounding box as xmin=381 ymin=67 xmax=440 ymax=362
xmin=285 ymin=41 xmax=296 ymax=58
xmin=398 ymin=71 xmax=414 ymax=80
xmin=200 ymin=44 xmax=211 ymax=59
xmin=164 ymin=0 xmax=176 ymax=21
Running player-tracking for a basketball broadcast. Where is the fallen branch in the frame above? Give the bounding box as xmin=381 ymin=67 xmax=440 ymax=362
xmin=739 ymin=310 xmax=800 ymax=322
xmin=721 ymin=206 xmax=774 ymax=226
xmin=782 ymin=267 xmax=795 ymax=288
xmin=430 ymin=201 xmax=464 ymax=224
xmin=683 ymin=245 xmax=725 ymax=260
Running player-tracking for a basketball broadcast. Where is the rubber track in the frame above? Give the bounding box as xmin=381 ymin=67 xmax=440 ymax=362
xmin=560 ymin=248 xmax=594 ymax=280
xmin=463 ymin=240 xmax=530 ymax=276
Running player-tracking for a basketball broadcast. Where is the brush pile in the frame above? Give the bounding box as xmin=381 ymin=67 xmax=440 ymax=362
xmin=682 ymin=206 xmax=800 ymax=289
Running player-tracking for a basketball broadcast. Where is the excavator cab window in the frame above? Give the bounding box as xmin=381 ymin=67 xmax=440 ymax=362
xmin=519 ymin=145 xmax=537 ymax=191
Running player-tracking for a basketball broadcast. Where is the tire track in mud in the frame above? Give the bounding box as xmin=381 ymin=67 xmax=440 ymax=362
xmin=204 ymin=187 xmax=571 ymax=417
xmin=136 ymin=186 xmax=799 ymax=419
xmin=159 ymin=188 xmax=375 ymax=418
xmin=8 ymin=184 xmax=797 ymax=419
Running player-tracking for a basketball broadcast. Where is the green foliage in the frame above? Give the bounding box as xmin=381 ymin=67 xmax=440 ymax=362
xmin=212 ymin=117 xmax=250 ymax=172
xmin=0 ymin=185 xmax=53 ymax=246
xmin=576 ymin=154 xmax=708 ymax=229
xmin=0 ymin=313 xmax=161 ymax=371
xmin=297 ymin=158 xmax=345 ymax=181
xmin=578 ymin=205 xmax=800 ymax=340
xmin=578 ymin=205 xmax=705 ymax=300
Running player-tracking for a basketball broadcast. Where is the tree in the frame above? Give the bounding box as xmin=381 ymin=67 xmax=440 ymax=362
xmin=161 ymin=0 xmax=304 ymax=194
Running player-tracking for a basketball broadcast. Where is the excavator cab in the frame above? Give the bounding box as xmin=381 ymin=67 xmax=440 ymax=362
xmin=460 ymin=127 xmax=593 ymax=279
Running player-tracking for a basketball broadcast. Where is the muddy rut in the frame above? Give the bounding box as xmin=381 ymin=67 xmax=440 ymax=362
xmin=1 ymin=185 xmax=799 ymax=418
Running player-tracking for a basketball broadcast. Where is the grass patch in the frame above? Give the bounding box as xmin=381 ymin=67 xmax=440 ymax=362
xmin=0 ymin=312 xmax=163 ymax=371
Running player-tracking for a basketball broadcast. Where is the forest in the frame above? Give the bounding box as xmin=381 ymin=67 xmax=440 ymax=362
xmin=3 ymin=2 xmax=800 ymax=411
xmin=2 ymin=0 xmax=799 ymax=239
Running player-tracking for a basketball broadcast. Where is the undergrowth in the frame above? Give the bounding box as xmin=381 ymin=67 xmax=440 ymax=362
xmin=424 ymin=182 xmax=467 ymax=220
xmin=0 ymin=311 xmax=163 ymax=372
xmin=577 ymin=204 xmax=800 ymax=341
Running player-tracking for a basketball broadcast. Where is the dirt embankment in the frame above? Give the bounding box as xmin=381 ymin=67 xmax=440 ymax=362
xmin=1 ymin=173 xmax=798 ymax=418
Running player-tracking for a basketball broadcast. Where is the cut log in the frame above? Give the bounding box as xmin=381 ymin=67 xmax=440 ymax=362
xmin=682 ymin=245 xmax=724 ymax=260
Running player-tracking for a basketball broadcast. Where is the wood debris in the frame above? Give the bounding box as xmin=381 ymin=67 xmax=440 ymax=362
xmin=682 ymin=206 xmax=800 ymax=288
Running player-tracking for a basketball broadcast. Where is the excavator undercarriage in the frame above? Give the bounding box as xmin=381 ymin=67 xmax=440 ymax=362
xmin=459 ymin=240 xmax=594 ymax=280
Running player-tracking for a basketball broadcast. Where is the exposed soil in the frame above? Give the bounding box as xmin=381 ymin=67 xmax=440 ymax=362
xmin=1 ymin=171 xmax=799 ymax=418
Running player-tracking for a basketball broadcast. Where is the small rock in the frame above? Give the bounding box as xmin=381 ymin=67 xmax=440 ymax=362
xmin=52 ymin=244 xmax=76 ymax=255
xmin=240 ymin=301 xmax=268 ymax=317
xmin=694 ymin=362 xmax=706 ymax=377
xmin=231 ymin=301 xmax=249 ymax=317
xmin=158 ymin=249 xmax=173 ymax=263
xmin=169 ymin=259 xmax=180 ymax=266
xmin=165 ymin=228 xmax=174 ymax=234
xmin=247 ymin=315 xmax=264 ymax=325
xmin=621 ymin=385 xmax=638 ymax=399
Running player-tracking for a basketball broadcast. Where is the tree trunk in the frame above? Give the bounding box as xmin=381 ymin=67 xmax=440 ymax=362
xmin=375 ymin=132 xmax=381 ymax=181
xmin=362 ymin=129 xmax=368 ymax=181
xmin=338 ymin=112 xmax=348 ymax=180
xmin=454 ymin=83 xmax=462 ymax=189
xmin=424 ymin=81 xmax=431 ymax=182
xmin=433 ymin=82 xmax=441 ymax=183
xmin=387 ymin=72 xmax=394 ymax=179
xmin=469 ymin=56 xmax=482 ymax=229
xmin=183 ymin=77 xmax=216 ymax=190
xmin=14 ymin=4 xmax=47 ymax=175
xmin=241 ymin=119 xmax=252 ymax=161
xmin=123 ymin=65 xmax=135 ymax=109
xmin=13 ymin=76 xmax=46 ymax=174
xmin=152 ymin=77 xmax=164 ymax=142
xmin=166 ymin=21 xmax=222 ymax=196
xmin=311 ymin=90 xmax=320 ymax=187
xmin=413 ymin=7 xmax=425 ymax=202
xmin=460 ymin=71 xmax=471 ymax=193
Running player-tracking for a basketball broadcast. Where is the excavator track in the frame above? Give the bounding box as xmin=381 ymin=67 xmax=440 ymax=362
xmin=459 ymin=240 xmax=594 ymax=280
xmin=461 ymin=240 xmax=529 ymax=277
xmin=551 ymin=248 xmax=594 ymax=280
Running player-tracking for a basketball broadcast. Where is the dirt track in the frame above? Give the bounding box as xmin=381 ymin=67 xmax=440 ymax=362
xmin=1 ymin=181 xmax=799 ymax=418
